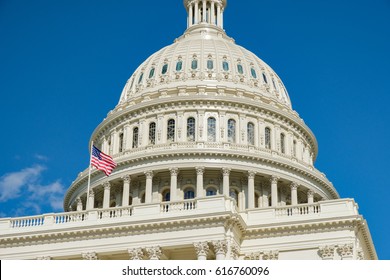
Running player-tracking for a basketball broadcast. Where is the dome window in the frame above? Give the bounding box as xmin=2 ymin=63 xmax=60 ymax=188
xmin=138 ymin=73 xmax=144 ymax=84
xmin=280 ymin=133 xmax=286 ymax=154
xmin=207 ymin=117 xmax=216 ymax=142
xmin=207 ymin=60 xmax=214 ymax=70
xmin=167 ymin=119 xmax=175 ymax=142
xmin=132 ymin=127 xmax=139 ymax=148
xmin=251 ymin=68 xmax=257 ymax=79
xmin=237 ymin=64 xmax=244 ymax=74
xmin=162 ymin=63 xmax=168 ymax=75
xmin=222 ymin=61 xmax=229 ymax=71
xmin=149 ymin=122 xmax=156 ymax=145
xmin=228 ymin=119 xmax=236 ymax=143
xmin=293 ymin=140 xmax=297 ymax=157
xmin=191 ymin=59 xmax=198 ymax=70
xmin=247 ymin=122 xmax=255 ymax=145
xmin=206 ymin=188 xmax=217 ymax=196
xmin=184 ymin=189 xmax=195 ymax=200
xmin=187 ymin=117 xmax=196 ymax=141
xmin=148 ymin=68 xmax=155 ymax=79
xmin=265 ymin=127 xmax=271 ymax=149
xmin=176 ymin=61 xmax=183 ymax=72
xmin=262 ymin=72 xmax=268 ymax=84
xmin=119 ymin=133 xmax=124 ymax=153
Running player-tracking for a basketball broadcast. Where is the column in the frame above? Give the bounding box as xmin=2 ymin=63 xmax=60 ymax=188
xmin=220 ymin=6 xmax=224 ymax=28
xmin=248 ymin=171 xmax=256 ymax=209
xmin=307 ymin=190 xmax=314 ymax=204
xmin=144 ymin=171 xmax=153 ymax=204
xmin=76 ymin=197 xmax=83 ymax=211
xmin=87 ymin=189 xmax=95 ymax=210
xmin=202 ymin=0 xmax=207 ymax=22
xmin=194 ymin=1 xmax=199 ymax=24
xmin=212 ymin=240 xmax=227 ymax=260
xmin=211 ymin=1 xmax=215 ymax=25
xmin=196 ymin=166 xmax=205 ymax=198
xmin=146 ymin=246 xmax=162 ymax=260
xmin=169 ymin=167 xmax=179 ymax=201
xmin=222 ymin=168 xmax=231 ymax=197
xmin=262 ymin=188 xmax=269 ymax=207
xmin=122 ymin=175 xmax=131 ymax=207
xmin=103 ymin=181 xmax=111 ymax=209
xmin=270 ymin=176 xmax=279 ymax=207
xmin=217 ymin=4 xmax=221 ymax=28
xmin=194 ymin=242 xmax=210 ymax=260
xmin=128 ymin=248 xmax=144 ymax=260
xmin=189 ymin=4 xmax=193 ymax=27
xmin=290 ymin=182 xmax=298 ymax=206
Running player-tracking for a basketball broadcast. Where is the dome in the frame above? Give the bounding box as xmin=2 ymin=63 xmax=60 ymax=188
xmin=118 ymin=23 xmax=292 ymax=109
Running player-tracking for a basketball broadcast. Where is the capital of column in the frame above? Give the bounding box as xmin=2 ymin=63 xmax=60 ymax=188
xmin=103 ymin=181 xmax=111 ymax=190
xmin=82 ymin=252 xmax=98 ymax=260
xmin=307 ymin=190 xmax=315 ymax=197
xmin=194 ymin=241 xmax=210 ymax=258
xmin=337 ymin=244 xmax=354 ymax=259
xmin=88 ymin=189 xmax=95 ymax=197
xmin=145 ymin=246 xmax=162 ymax=260
xmin=128 ymin=248 xmax=144 ymax=260
xmin=319 ymin=245 xmax=335 ymax=260
xmin=222 ymin=167 xmax=231 ymax=176
xmin=169 ymin=167 xmax=179 ymax=176
xmin=212 ymin=240 xmax=228 ymax=255
xmin=248 ymin=170 xmax=256 ymax=179
xmin=195 ymin=166 xmax=205 ymax=175
xmin=144 ymin=170 xmax=154 ymax=179
xmin=122 ymin=174 xmax=131 ymax=184
xmin=269 ymin=176 xmax=279 ymax=184
xmin=289 ymin=182 xmax=298 ymax=191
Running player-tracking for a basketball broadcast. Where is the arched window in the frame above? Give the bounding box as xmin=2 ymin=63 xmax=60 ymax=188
xmin=265 ymin=127 xmax=271 ymax=149
xmin=247 ymin=122 xmax=255 ymax=145
xmin=184 ymin=189 xmax=195 ymax=199
xmin=167 ymin=119 xmax=175 ymax=142
xmin=162 ymin=63 xmax=168 ymax=74
xmin=149 ymin=122 xmax=156 ymax=145
xmin=148 ymin=67 xmax=155 ymax=79
xmin=187 ymin=117 xmax=196 ymax=141
xmin=237 ymin=64 xmax=244 ymax=74
xmin=176 ymin=61 xmax=183 ymax=71
xmin=138 ymin=73 xmax=144 ymax=84
xmin=251 ymin=68 xmax=257 ymax=79
xmin=207 ymin=59 xmax=214 ymax=70
xmin=228 ymin=119 xmax=236 ymax=143
xmin=207 ymin=117 xmax=216 ymax=142
xmin=222 ymin=61 xmax=229 ymax=71
xmin=262 ymin=72 xmax=268 ymax=84
xmin=206 ymin=188 xmax=217 ymax=196
xmin=280 ymin=133 xmax=286 ymax=154
xmin=162 ymin=190 xmax=170 ymax=202
xmin=119 ymin=132 xmax=124 ymax=152
xmin=272 ymin=78 xmax=279 ymax=92
xmin=132 ymin=127 xmax=139 ymax=148
xmin=293 ymin=140 xmax=297 ymax=157
xmin=191 ymin=59 xmax=198 ymax=70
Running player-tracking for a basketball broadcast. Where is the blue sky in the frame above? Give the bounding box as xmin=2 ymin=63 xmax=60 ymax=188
xmin=0 ymin=0 xmax=389 ymax=259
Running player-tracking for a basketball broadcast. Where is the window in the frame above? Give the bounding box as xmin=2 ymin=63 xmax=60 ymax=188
xmin=262 ymin=72 xmax=268 ymax=84
xmin=247 ymin=122 xmax=255 ymax=145
xmin=207 ymin=60 xmax=214 ymax=70
xmin=206 ymin=188 xmax=217 ymax=196
xmin=228 ymin=119 xmax=236 ymax=143
xmin=230 ymin=189 xmax=239 ymax=202
xmin=187 ymin=117 xmax=196 ymax=141
xmin=207 ymin=117 xmax=216 ymax=142
xmin=162 ymin=190 xmax=170 ymax=202
xmin=176 ymin=61 xmax=183 ymax=71
xmin=272 ymin=78 xmax=278 ymax=91
xmin=167 ymin=119 xmax=175 ymax=142
xmin=184 ymin=189 xmax=195 ymax=199
xmin=149 ymin=122 xmax=156 ymax=145
xmin=149 ymin=68 xmax=155 ymax=79
xmin=162 ymin=63 xmax=168 ymax=74
xmin=138 ymin=73 xmax=144 ymax=84
xmin=132 ymin=127 xmax=139 ymax=148
xmin=191 ymin=59 xmax=198 ymax=70
xmin=280 ymin=133 xmax=285 ymax=154
xmin=265 ymin=127 xmax=271 ymax=149
xmin=222 ymin=61 xmax=229 ymax=71
xmin=293 ymin=140 xmax=297 ymax=157
xmin=237 ymin=64 xmax=244 ymax=74
xmin=119 ymin=133 xmax=124 ymax=152
xmin=251 ymin=68 xmax=257 ymax=79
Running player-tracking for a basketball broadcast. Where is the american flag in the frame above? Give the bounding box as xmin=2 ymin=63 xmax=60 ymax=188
xmin=91 ymin=145 xmax=117 ymax=176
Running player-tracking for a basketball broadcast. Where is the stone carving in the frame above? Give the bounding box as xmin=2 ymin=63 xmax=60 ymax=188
xmin=82 ymin=252 xmax=98 ymax=260
xmin=230 ymin=243 xmax=240 ymax=260
xmin=36 ymin=256 xmax=52 ymax=260
xmin=337 ymin=244 xmax=354 ymax=259
xmin=194 ymin=242 xmax=210 ymax=259
xmin=212 ymin=240 xmax=228 ymax=256
xmin=145 ymin=246 xmax=162 ymax=260
xmin=318 ymin=245 xmax=335 ymax=260
xmin=262 ymin=250 xmax=279 ymax=260
xmin=128 ymin=248 xmax=144 ymax=260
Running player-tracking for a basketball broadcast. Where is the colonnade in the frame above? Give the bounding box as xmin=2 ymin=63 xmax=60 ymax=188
xmin=187 ymin=0 xmax=224 ymax=29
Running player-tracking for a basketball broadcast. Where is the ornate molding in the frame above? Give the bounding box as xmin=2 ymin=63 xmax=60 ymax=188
xmin=128 ymin=247 xmax=144 ymax=260
xmin=195 ymin=166 xmax=205 ymax=175
xmin=82 ymin=252 xmax=98 ymax=260
xmin=222 ymin=167 xmax=231 ymax=176
xmin=169 ymin=167 xmax=179 ymax=176
xmin=144 ymin=170 xmax=154 ymax=179
xmin=145 ymin=246 xmax=162 ymax=260
xmin=248 ymin=170 xmax=256 ymax=179
xmin=212 ymin=240 xmax=228 ymax=255
xmin=318 ymin=245 xmax=335 ymax=260
xmin=122 ymin=174 xmax=131 ymax=184
xmin=269 ymin=176 xmax=279 ymax=184
xmin=194 ymin=241 xmax=210 ymax=258
xmin=337 ymin=243 xmax=354 ymax=259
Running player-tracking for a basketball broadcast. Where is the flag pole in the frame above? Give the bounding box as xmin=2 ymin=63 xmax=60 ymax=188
xmin=86 ymin=141 xmax=94 ymax=211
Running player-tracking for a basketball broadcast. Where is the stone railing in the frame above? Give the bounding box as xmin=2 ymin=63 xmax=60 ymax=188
xmin=161 ymin=199 xmax=197 ymax=213
xmin=275 ymin=204 xmax=321 ymax=217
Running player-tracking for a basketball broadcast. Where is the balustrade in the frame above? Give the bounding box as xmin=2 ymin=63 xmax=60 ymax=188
xmin=161 ymin=199 xmax=197 ymax=213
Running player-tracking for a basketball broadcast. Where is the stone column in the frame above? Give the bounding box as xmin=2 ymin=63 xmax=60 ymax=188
xmin=189 ymin=4 xmax=193 ymax=27
xmin=128 ymin=248 xmax=144 ymax=260
xmin=196 ymin=166 xmax=205 ymax=198
xmin=212 ymin=240 xmax=228 ymax=260
xmin=194 ymin=241 xmax=210 ymax=260
xmin=290 ymin=182 xmax=298 ymax=206
xmin=307 ymin=190 xmax=314 ymax=204
xmin=210 ymin=1 xmax=215 ymax=25
xmin=194 ymin=1 xmax=199 ymax=24
xmin=144 ymin=171 xmax=153 ymax=204
xmin=262 ymin=188 xmax=269 ymax=207
xmin=270 ymin=176 xmax=279 ymax=207
xmin=202 ymin=0 xmax=207 ymax=22
xmin=122 ymin=175 xmax=131 ymax=207
xmin=217 ymin=4 xmax=221 ymax=27
xmin=222 ymin=168 xmax=231 ymax=197
xmin=248 ymin=171 xmax=256 ymax=209
xmin=103 ymin=181 xmax=111 ymax=209
xmin=169 ymin=167 xmax=179 ymax=201
xmin=76 ymin=197 xmax=83 ymax=211
xmin=87 ymin=190 xmax=95 ymax=210
xmin=146 ymin=246 xmax=162 ymax=260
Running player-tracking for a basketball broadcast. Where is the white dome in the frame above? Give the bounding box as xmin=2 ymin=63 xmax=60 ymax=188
xmin=119 ymin=24 xmax=292 ymax=109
